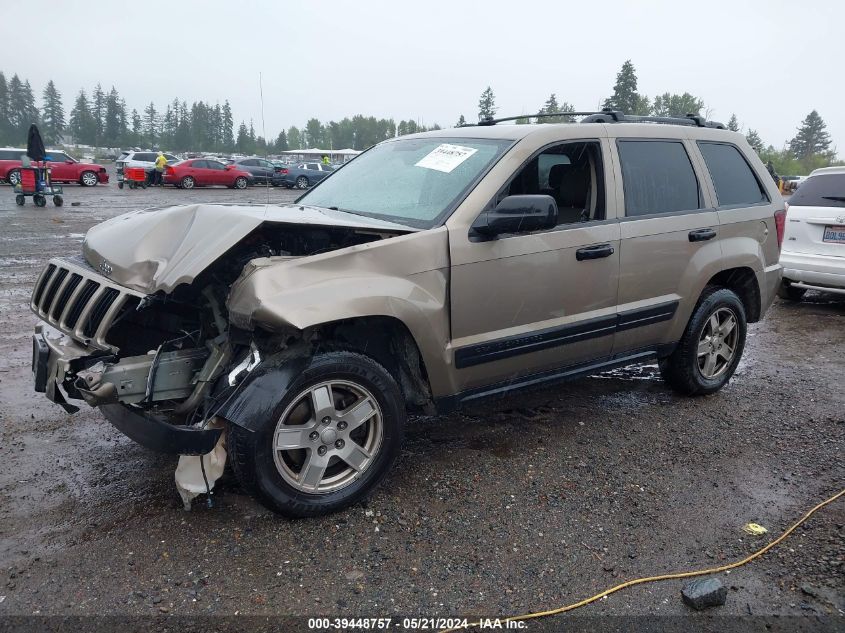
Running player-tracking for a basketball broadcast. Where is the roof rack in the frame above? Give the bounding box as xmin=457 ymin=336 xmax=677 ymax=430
xmin=475 ymin=109 xmax=726 ymax=129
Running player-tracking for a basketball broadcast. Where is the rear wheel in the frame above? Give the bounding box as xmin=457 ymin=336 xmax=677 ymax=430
xmin=777 ymin=281 xmax=806 ymax=302
xmin=229 ymin=351 xmax=405 ymax=518
xmin=659 ymin=287 xmax=747 ymax=396
xmin=296 ymin=176 xmax=309 ymax=189
xmin=15 ymin=194 xmax=25 ymax=206
xmin=53 ymin=195 xmax=63 ymax=207
xmin=118 ymin=182 xmax=124 ymax=189
xmin=7 ymin=169 xmax=21 ymax=186
xmin=33 ymin=194 xmax=47 ymax=208
xmin=80 ymin=171 xmax=98 ymax=186
xmin=234 ymin=176 xmax=248 ymax=189
xmin=181 ymin=176 xmax=195 ymax=189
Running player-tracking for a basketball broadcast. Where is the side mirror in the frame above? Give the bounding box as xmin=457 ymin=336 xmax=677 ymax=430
xmin=471 ymin=195 xmax=558 ymax=239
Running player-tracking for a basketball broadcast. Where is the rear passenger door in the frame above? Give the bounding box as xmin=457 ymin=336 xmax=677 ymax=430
xmin=611 ymin=137 xmax=721 ymax=356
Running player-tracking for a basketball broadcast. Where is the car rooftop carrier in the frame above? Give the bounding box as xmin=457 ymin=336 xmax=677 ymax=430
xmin=475 ymin=109 xmax=726 ymax=129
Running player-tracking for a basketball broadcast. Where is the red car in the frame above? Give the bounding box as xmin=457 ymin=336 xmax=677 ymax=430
xmin=163 ymin=159 xmax=252 ymax=189
xmin=0 ymin=148 xmax=109 ymax=186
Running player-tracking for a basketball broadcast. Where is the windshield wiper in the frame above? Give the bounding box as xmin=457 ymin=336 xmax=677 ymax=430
xmin=821 ymin=196 xmax=845 ymax=202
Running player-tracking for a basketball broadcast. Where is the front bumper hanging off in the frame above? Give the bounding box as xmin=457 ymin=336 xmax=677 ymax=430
xmin=32 ymin=326 xmax=222 ymax=455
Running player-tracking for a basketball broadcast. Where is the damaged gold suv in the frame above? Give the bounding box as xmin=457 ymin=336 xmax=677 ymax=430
xmin=30 ymin=111 xmax=785 ymax=517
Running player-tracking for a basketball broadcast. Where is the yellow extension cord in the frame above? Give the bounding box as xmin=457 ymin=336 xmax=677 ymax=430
xmin=442 ymin=487 xmax=844 ymax=631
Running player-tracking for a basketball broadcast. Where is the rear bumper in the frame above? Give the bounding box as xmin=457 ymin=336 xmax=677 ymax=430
xmin=781 ymin=250 xmax=845 ymax=290
xmin=32 ymin=325 xmax=222 ymax=455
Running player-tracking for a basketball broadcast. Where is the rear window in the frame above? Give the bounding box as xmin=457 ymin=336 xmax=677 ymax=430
xmin=788 ymin=174 xmax=845 ymax=208
xmin=698 ymin=142 xmax=767 ymax=207
xmin=617 ymin=140 xmax=701 ymax=216
xmin=134 ymin=153 xmax=154 ymax=162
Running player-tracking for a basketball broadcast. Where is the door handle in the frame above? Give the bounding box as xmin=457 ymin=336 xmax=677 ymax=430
xmin=688 ymin=228 xmax=717 ymax=242
xmin=576 ymin=244 xmax=615 ymax=261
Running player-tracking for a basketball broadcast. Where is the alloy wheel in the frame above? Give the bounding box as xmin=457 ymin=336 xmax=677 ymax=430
xmin=697 ymin=307 xmax=738 ymax=379
xmin=81 ymin=171 xmax=97 ymax=186
xmin=272 ymin=380 xmax=383 ymax=494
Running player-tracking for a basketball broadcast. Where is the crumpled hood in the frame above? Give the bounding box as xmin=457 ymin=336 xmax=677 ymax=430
xmin=83 ymin=203 xmax=414 ymax=294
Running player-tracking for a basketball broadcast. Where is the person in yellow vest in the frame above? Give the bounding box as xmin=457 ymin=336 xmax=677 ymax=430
xmin=152 ymin=151 xmax=168 ymax=186
xmin=321 ymin=154 xmax=330 ymax=166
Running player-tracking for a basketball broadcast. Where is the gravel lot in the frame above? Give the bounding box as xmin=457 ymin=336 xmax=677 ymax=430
xmin=0 ymin=181 xmax=842 ymax=630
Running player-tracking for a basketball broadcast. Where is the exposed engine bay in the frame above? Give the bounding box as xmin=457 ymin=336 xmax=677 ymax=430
xmin=33 ymin=221 xmax=403 ymax=430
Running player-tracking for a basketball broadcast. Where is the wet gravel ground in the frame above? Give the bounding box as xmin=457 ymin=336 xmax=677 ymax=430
xmin=0 ymin=181 xmax=842 ymax=628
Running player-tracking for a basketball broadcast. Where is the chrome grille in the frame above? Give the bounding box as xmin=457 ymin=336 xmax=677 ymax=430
xmin=30 ymin=258 xmax=146 ymax=351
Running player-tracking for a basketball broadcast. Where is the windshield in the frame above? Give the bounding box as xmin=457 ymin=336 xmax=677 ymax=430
xmin=299 ymin=137 xmax=512 ymax=227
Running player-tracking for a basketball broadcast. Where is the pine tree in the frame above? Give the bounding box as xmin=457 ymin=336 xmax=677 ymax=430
xmin=235 ymin=121 xmax=250 ymax=153
xmin=38 ymin=80 xmax=63 ymax=145
xmin=131 ymin=109 xmax=142 ymax=144
xmin=91 ymin=84 xmax=105 ymax=145
xmin=287 ymin=126 xmax=301 ymax=150
xmin=0 ymin=72 xmax=10 ymax=144
xmin=727 ymin=114 xmax=739 ymax=132
xmin=68 ymin=89 xmax=96 ymax=144
xmin=7 ymin=76 xmax=39 ymax=141
xmin=603 ymin=60 xmax=650 ymax=115
xmin=143 ymin=102 xmax=158 ymax=146
xmin=275 ymin=130 xmax=288 ymax=152
xmin=477 ymin=86 xmax=497 ymax=121
xmin=221 ymin=101 xmax=234 ymax=151
xmin=789 ymin=110 xmax=833 ymax=159
xmin=455 ymin=114 xmax=466 ymax=127
xmin=103 ymin=87 xmax=124 ymax=147
xmin=537 ymin=94 xmax=575 ymax=123
xmin=745 ymin=129 xmax=764 ymax=153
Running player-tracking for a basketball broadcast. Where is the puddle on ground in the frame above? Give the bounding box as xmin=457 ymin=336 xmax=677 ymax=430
xmin=592 ymin=362 xmax=660 ymax=381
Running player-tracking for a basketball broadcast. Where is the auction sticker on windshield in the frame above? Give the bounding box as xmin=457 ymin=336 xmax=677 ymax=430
xmin=415 ymin=143 xmax=478 ymax=173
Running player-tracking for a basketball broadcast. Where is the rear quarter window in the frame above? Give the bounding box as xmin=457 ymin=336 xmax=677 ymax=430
xmin=788 ymin=174 xmax=845 ymax=208
xmin=617 ymin=140 xmax=701 ymax=216
xmin=697 ymin=142 xmax=768 ymax=207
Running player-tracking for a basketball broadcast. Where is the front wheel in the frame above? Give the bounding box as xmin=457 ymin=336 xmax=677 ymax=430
xmin=53 ymin=195 xmax=63 ymax=207
xmin=777 ymin=281 xmax=806 ymax=302
xmin=228 ymin=351 xmax=405 ymax=518
xmin=15 ymin=194 xmax=25 ymax=206
xmin=296 ymin=176 xmax=309 ymax=189
xmin=33 ymin=194 xmax=47 ymax=207
xmin=181 ymin=176 xmax=195 ymax=189
xmin=659 ymin=287 xmax=747 ymax=396
xmin=234 ymin=176 xmax=248 ymax=189
xmin=80 ymin=171 xmax=98 ymax=186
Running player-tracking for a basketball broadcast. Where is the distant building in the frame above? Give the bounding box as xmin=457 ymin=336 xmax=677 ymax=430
xmin=278 ymin=148 xmax=362 ymax=163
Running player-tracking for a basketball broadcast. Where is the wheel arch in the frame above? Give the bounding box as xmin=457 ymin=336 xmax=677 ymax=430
xmin=705 ymin=266 xmax=761 ymax=322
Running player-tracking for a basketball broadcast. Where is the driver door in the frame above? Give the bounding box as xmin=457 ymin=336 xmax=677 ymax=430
xmin=447 ymin=139 xmax=621 ymax=393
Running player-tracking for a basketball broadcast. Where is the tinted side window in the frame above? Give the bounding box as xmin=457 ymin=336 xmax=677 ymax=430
xmin=135 ymin=153 xmax=153 ymax=162
xmin=0 ymin=150 xmax=22 ymax=160
xmin=788 ymin=174 xmax=845 ymax=208
xmin=192 ymin=160 xmax=207 ymax=168
xmin=698 ymin=142 xmax=767 ymax=207
xmin=617 ymin=140 xmax=701 ymax=216
xmin=206 ymin=161 xmax=224 ymax=170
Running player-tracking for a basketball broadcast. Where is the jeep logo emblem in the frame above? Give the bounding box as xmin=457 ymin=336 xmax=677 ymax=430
xmin=99 ymin=260 xmax=113 ymax=276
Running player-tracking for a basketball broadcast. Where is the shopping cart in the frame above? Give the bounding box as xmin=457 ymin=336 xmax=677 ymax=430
xmin=13 ymin=166 xmax=64 ymax=207
xmin=118 ymin=167 xmax=148 ymax=190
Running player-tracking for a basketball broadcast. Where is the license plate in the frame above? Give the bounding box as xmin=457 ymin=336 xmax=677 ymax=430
xmin=822 ymin=225 xmax=845 ymax=244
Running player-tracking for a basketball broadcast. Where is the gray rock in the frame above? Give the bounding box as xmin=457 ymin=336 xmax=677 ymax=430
xmin=681 ymin=578 xmax=728 ymax=610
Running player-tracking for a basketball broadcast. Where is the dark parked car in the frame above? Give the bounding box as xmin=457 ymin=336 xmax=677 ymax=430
xmin=282 ymin=162 xmax=334 ymax=189
xmin=232 ymin=157 xmax=287 ymax=185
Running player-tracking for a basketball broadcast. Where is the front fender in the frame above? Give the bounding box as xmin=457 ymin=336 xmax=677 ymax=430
xmin=227 ymin=228 xmax=454 ymax=397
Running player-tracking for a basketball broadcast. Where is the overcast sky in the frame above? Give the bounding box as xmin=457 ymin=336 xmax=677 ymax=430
xmin=3 ymin=0 xmax=841 ymax=151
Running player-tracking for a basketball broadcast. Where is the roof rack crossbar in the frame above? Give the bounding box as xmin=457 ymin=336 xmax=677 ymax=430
xmin=471 ymin=109 xmax=725 ymax=130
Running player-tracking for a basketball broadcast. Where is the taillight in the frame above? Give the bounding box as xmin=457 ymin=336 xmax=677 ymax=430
xmin=166 ymin=166 xmax=175 ymax=175
xmin=281 ymin=168 xmax=288 ymax=174
xmin=774 ymin=209 xmax=786 ymax=249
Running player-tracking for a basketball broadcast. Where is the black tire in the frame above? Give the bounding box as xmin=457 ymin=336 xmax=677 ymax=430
xmin=7 ymin=169 xmax=21 ymax=186
xmin=777 ymin=281 xmax=806 ymax=302
xmin=296 ymin=176 xmax=309 ymax=189
xmin=33 ymin=194 xmax=47 ymax=208
xmin=659 ymin=287 xmax=747 ymax=396
xmin=80 ymin=171 xmax=98 ymax=187
xmin=53 ymin=195 xmax=63 ymax=207
xmin=181 ymin=176 xmax=195 ymax=189
xmin=234 ymin=176 xmax=248 ymax=189
xmin=228 ymin=350 xmax=405 ymax=518
xmin=118 ymin=182 xmax=124 ymax=189
xmin=15 ymin=194 xmax=25 ymax=206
